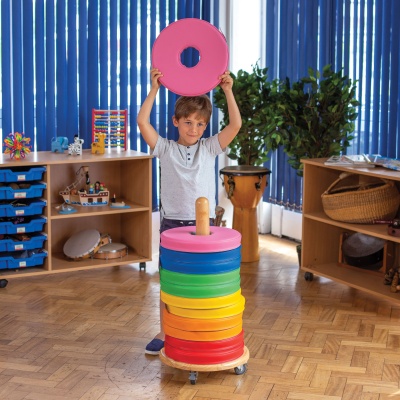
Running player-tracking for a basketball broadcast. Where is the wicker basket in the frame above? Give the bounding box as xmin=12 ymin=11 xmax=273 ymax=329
xmin=321 ymin=173 xmax=400 ymax=223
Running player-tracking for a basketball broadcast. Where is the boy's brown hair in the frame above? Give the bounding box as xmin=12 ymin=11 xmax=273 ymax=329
xmin=174 ymin=95 xmax=212 ymax=123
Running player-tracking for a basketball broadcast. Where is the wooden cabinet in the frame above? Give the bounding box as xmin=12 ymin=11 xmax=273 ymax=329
xmin=302 ymin=158 xmax=400 ymax=303
xmin=0 ymin=150 xmax=153 ymax=280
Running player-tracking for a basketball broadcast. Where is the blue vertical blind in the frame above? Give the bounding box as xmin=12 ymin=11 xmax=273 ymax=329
xmin=0 ymin=0 xmax=218 ymax=211
xmin=263 ymin=0 xmax=400 ymax=210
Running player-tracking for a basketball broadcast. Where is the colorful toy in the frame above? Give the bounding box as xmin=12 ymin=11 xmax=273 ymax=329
xmin=152 ymin=18 xmax=229 ymax=96
xmin=68 ymin=135 xmax=84 ymax=155
xmin=92 ymin=109 xmax=127 ymax=150
xmin=158 ymin=198 xmax=249 ymax=384
xmin=51 ymin=136 xmax=69 ymax=153
xmin=59 ymin=166 xmax=110 ymax=206
xmin=91 ymin=133 xmax=106 ymax=154
xmin=3 ymin=132 xmax=31 ymax=160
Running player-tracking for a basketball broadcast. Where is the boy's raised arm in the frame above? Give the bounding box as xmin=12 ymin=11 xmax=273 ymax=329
xmin=137 ymin=68 xmax=163 ymax=150
xmin=217 ymin=71 xmax=242 ymax=150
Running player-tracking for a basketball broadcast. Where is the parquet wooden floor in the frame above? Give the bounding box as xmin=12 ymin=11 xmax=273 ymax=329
xmin=1 ymin=235 xmax=400 ymax=399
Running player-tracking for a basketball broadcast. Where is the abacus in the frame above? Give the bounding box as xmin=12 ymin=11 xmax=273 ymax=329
xmin=92 ymin=109 xmax=127 ymax=150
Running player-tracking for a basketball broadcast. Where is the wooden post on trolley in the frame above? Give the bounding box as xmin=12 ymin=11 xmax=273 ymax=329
xmin=196 ymin=197 xmax=210 ymax=236
xmin=159 ymin=196 xmax=250 ymax=384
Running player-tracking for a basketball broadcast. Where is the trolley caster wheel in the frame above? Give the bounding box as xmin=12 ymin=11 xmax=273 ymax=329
xmin=139 ymin=262 xmax=146 ymax=271
xmin=304 ymin=272 xmax=314 ymax=281
xmin=0 ymin=279 xmax=8 ymax=288
xmin=234 ymin=364 xmax=247 ymax=375
xmin=189 ymin=371 xmax=198 ymax=385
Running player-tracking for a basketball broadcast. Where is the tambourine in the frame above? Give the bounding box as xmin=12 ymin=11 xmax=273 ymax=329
xmin=63 ymin=229 xmax=111 ymax=261
xmin=93 ymin=243 xmax=128 ymax=260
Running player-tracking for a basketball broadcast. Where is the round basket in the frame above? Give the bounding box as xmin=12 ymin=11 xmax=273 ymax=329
xmin=321 ymin=173 xmax=400 ymax=224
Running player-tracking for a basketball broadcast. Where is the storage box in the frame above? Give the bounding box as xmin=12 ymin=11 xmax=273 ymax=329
xmin=0 ymin=250 xmax=48 ymax=269
xmin=0 ymin=200 xmax=46 ymax=217
xmin=0 ymin=216 xmax=47 ymax=234
xmin=0 ymin=183 xmax=46 ymax=200
xmin=0 ymin=233 xmax=47 ymax=252
xmin=0 ymin=167 xmax=46 ymax=182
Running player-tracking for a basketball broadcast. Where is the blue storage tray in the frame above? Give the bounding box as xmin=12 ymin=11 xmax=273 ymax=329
xmin=0 ymin=200 xmax=46 ymax=217
xmin=0 ymin=233 xmax=47 ymax=252
xmin=0 ymin=250 xmax=48 ymax=269
xmin=0 ymin=183 xmax=46 ymax=200
xmin=0 ymin=216 xmax=47 ymax=234
xmin=0 ymin=167 xmax=46 ymax=182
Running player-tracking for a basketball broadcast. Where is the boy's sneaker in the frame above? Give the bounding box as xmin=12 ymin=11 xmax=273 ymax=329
xmin=145 ymin=338 xmax=164 ymax=355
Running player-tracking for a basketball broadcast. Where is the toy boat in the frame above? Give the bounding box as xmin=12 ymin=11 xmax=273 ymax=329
xmin=59 ymin=190 xmax=109 ymax=206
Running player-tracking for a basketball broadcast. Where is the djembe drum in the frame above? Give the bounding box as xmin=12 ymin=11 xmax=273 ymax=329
xmin=220 ymin=166 xmax=271 ymax=262
xmin=158 ymin=197 xmax=249 ymax=384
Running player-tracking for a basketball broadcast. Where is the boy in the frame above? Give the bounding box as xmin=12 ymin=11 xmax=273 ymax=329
xmin=137 ymin=68 xmax=241 ymax=355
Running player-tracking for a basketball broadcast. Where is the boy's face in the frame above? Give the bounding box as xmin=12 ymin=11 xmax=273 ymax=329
xmin=173 ymin=113 xmax=208 ymax=147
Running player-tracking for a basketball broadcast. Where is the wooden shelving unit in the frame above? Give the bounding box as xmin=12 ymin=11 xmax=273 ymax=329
xmin=0 ymin=149 xmax=153 ymax=280
xmin=301 ymin=158 xmax=400 ymax=303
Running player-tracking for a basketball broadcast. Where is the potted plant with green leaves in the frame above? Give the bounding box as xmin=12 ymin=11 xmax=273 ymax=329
xmin=213 ymin=63 xmax=282 ymax=262
xmin=277 ymin=65 xmax=359 ymax=176
xmin=214 ymin=63 xmax=359 ymax=264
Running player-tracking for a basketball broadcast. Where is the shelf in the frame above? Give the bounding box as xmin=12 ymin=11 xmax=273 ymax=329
xmin=0 ymin=148 xmax=151 ymax=166
xmin=301 ymin=262 xmax=400 ymax=303
xmin=0 ymin=254 xmax=149 ymax=279
xmin=303 ymin=157 xmax=400 ymax=181
xmin=301 ymin=158 xmax=400 ymax=305
xmin=50 ymin=249 xmax=149 ymax=272
xmin=0 ymin=149 xmax=153 ymax=281
xmin=304 ymin=211 xmax=400 ymax=243
xmin=0 ymin=266 xmax=51 ymax=279
xmin=50 ymin=200 xmax=149 ymax=219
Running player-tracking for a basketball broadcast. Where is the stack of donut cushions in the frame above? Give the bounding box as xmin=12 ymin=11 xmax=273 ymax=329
xmin=160 ymin=226 xmax=246 ymax=365
xmin=153 ymin=17 xmax=242 ymax=364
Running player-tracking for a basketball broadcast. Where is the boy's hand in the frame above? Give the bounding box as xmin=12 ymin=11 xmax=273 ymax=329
xmin=219 ymin=71 xmax=233 ymax=92
xmin=150 ymin=68 xmax=163 ymax=90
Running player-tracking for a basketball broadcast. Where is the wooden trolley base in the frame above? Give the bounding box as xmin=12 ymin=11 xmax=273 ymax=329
xmin=159 ymin=346 xmax=249 ymax=384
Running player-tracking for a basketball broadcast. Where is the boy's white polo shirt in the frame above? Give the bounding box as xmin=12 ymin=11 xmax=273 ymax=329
xmin=152 ymin=135 xmax=224 ymax=220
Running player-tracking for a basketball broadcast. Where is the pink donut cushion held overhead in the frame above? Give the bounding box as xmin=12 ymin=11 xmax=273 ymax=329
xmin=152 ymin=18 xmax=229 ymax=96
